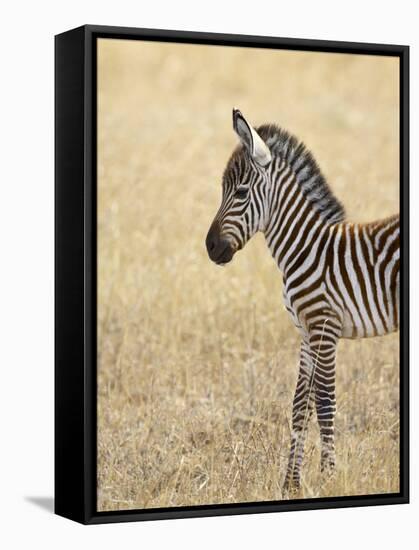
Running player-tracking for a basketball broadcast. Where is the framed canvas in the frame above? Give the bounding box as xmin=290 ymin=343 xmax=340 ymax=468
xmin=55 ymin=25 xmax=409 ymax=524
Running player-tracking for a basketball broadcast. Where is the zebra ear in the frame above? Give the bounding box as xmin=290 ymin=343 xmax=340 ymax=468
xmin=232 ymin=108 xmax=272 ymax=167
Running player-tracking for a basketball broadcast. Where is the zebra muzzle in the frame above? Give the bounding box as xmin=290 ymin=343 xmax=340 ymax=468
xmin=205 ymin=221 xmax=235 ymax=265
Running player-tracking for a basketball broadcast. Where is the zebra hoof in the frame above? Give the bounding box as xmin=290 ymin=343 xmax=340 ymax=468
xmin=320 ymin=461 xmax=336 ymax=478
xmin=282 ymin=478 xmax=301 ymax=498
xmin=319 ymin=463 xmax=336 ymax=490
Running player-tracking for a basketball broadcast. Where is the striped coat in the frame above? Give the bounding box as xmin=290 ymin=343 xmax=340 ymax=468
xmin=277 ymin=215 xmax=400 ymax=340
xmin=206 ymin=109 xmax=399 ymax=492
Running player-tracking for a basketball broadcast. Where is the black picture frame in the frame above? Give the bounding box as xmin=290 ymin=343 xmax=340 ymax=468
xmin=55 ymin=24 xmax=409 ymax=525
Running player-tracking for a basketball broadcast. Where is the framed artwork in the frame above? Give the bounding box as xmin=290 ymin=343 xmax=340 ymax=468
xmin=55 ymin=25 xmax=409 ymax=524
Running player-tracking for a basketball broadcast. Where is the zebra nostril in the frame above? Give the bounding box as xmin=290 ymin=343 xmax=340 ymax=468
xmin=206 ymin=220 xmax=221 ymax=257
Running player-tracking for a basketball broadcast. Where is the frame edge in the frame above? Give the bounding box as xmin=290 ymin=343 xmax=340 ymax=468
xmin=55 ymin=25 xmax=88 ymax=525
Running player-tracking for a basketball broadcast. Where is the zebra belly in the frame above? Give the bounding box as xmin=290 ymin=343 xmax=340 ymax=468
xmin=341 ymin=300 xmax=399 ymax=338
xmin=340 ymin=311 xmax=375 ymax=338
xmin=325 ymin=265 xmax=399 ymax=339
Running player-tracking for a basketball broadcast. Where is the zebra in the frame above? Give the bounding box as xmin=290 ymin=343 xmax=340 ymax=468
xmin=205 ymin=109 xmax=400 ymax=493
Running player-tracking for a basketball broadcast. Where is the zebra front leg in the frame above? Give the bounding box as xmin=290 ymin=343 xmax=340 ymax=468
xmin=283 ymin=340 xmax=315 ymax=494
xmin=310 ymin=320 xmax=340 ymax=477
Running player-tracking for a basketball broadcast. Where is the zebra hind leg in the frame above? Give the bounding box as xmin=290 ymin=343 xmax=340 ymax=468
xmin=282 ymin=341 xmax=315 ymax=495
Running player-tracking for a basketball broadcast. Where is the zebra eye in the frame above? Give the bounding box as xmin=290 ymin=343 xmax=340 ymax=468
xmin=235 ymin=187 xmax=248 ymax=199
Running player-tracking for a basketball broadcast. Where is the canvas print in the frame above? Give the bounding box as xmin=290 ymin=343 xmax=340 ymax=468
xmin=97 ymin=39 xmax=399 ymax=511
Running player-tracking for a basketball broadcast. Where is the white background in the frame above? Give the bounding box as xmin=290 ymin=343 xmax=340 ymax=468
xmin=0 ymin=0 xmax=416 ymax=547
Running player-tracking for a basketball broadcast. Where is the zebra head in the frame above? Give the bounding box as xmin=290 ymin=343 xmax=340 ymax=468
xmin=206 ymin=109 xmax=272 ymax=265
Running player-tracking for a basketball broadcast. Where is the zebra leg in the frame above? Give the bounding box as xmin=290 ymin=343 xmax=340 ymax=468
xmin=309 ymin=321 xmax=339 ymax=477
xmin=283 ymin=340 xmax=315 ymax=493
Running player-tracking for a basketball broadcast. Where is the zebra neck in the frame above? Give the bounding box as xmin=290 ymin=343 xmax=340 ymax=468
xmin=263 ymin=176 xmax=331 ymax=275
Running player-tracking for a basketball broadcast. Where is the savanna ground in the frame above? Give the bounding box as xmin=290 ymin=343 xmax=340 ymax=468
xmin=97 ymin=40 xmax=400 ymax=511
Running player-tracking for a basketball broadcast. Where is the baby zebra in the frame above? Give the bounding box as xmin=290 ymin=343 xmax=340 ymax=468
xmin=205 ymin=109 xmax=400 ymax=493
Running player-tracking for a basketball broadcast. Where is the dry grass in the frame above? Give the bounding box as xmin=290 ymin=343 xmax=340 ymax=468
xmin=97 ymin=39 xmax=400 ymax=511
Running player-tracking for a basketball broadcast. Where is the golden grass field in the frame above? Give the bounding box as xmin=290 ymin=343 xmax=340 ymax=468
xmin=97 ymin=39 xmax=400 ymax=511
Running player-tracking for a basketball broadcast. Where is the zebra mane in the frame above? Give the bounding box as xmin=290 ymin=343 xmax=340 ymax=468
xmin=257 ymin=124 xmax=346 ymax=224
